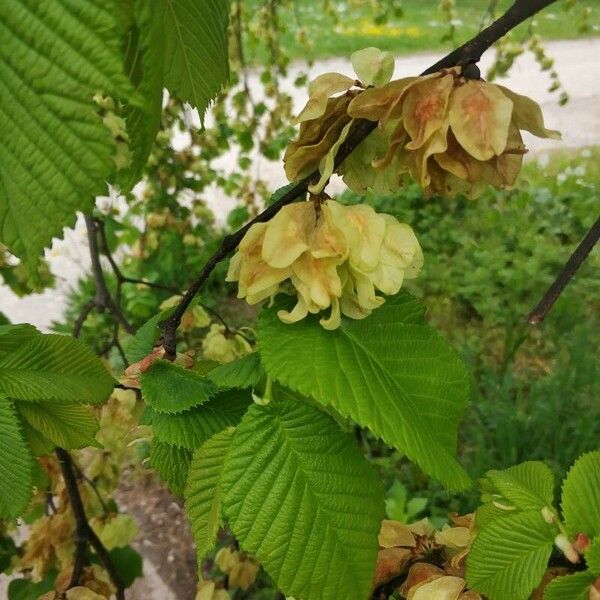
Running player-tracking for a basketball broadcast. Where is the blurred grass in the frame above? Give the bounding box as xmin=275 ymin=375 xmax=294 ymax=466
xmin=245 ymin=0 xmax=600 ymax=62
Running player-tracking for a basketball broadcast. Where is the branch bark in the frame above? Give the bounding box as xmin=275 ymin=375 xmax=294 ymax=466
xmin=95 ymin=217 xmax=182 ymax=295
xmin=55 ymin=448 xmax=126 ymax=599
xmin=527 ymin=215 xmax=600 ymax=325
xmin=160 ymin=0 xmax=559 ymax=357
xmin=84 ymin=215 xmax=135 ymax=335
xmin=59 ymin=217 xmax=135 ymax=595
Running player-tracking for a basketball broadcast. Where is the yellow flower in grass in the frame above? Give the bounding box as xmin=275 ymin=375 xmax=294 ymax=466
xmin=226 ymin=199 xmax=423 ymax=330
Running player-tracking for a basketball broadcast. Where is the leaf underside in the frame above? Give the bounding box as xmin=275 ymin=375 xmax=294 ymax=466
xmin=163 ymin=0 xmax=230 ymax=119
xmin=149 ymin=440 xmax=192 ymax=496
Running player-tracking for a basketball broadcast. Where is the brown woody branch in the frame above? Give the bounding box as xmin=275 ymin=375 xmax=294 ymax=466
xmin=159 ymin=0 xmax=558 ymax=357
xmin=83 ymin=215 xmax=135 ymax=335
xmin=60 ymin=218 xmax=133 ymax=594
xmin=527 ymin=215 xmax=600 ymax=325
xmin=55 ymin=448 xmax=126 ymax=599
xmin=95 ymin=218 xmax=182 ymax=296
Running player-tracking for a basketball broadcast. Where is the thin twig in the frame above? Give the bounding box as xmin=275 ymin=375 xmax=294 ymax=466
xmin=95 ymin=217 xmax=181 ymax=295
xmin=113 ymin=330 xmax=130 ymax=368
xmin=45 ymin=488 xmax=56 ymax=516
xmin=159 ymin=0 xmax=559 ymax=357
xmin=527 ymin=215 xmax=600 ymax=325
xmin=232 ymin=0 xmax=254 ymax=105
xmin=55 ymin=448 xmax=126 ymax=599
xmin=73 ymin=299 xmax=96 ymax=339
xmin=423 ymin=0 xmax=557 ymax=74
xmin=84 ymin=215 xmax=135 ymax=335
xmin=73 ymin=462 xmax=111 ymax=515
xmin=121 ymin=276 xmax=181 ymax=295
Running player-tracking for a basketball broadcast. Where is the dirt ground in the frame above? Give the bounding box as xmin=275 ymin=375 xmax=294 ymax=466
xmin=116 ymin=473 xmax=197 ymax=600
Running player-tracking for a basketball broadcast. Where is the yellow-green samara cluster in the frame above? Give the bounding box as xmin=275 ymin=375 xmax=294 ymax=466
xmin=226 ymin=199 xmax=422 ymax=329
xmin=285 ymin=47 xmax=560 ymax=199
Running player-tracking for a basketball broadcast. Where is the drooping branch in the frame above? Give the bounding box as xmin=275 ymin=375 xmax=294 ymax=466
xmin=159 ymin=0 xmax=559 ymax=357
xmin=55 ymin=448 xmax=126 ymax=599
xmin=59 ymin=217 xmax=135 ymax=594
xmin=527 ymin=215 xmax=600 ymax=325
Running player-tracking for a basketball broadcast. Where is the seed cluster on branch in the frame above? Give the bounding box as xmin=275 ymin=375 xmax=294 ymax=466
xmin=285 ymin=48 xmax=560 ymax=199
xmin=226 ymin=198 xmax=422 ymax=329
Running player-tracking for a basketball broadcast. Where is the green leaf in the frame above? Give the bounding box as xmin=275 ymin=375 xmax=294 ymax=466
xmin=138 ymin=405 xmax=153 ymax=426
xmin=258 ymin=292 xmax=471 ymax=490
xmin=484 ymin=461 xmax=555 ymax=511
xmin=124 ymin=310 xmax=167 ymax=364
xmin=90 ymin=545 xmax=143 ymax=587
xmin=163 ymin=0 xmax=230 ymax=117
xmin=17 ymin=402 xmax=98 ymax=450
xmin=0 ymin=324 xmax=38 ymax=359
xmin=149 ymin=440 xmax=192 ymax=496
xmin=8 ymin=571 xmax=56 ymax=600
xmin=474 ymin=501 xmax=515 ymax=529
xmin=0 ymin=0 xmax=131 ymax=270
xmin=108 ymin=546 xmax=143 ymax=587
xmin=266 ymin=182 xmax=297 ymax=206
xmin=339 ymin=122 xmax=403 ymax=196
xmin=466 ymin=510 xmax=555 ymax=600
xmin=586 ymin=535 xmax=600 ymax=575
xmin=0 ymin=333 xmax=114 ymax=404
xmin=0 ymin=535 xmax=16 ymax=573
xmin=543 ymin=571 xmax=596 ymax=600
xmin=222 ymin=390 xmax=385 ymax=600
xmin=0 ymin=397 xmax=33 ymax=519
xmin=151 ymin=389 xmax=250 ymax=450
xmin=207 ymin=353 xmax=263 ymax=389
xmin=92 ymin=513 xmax=138 ymax=550
xmin=19 ymin=417 xmax=55 ymax=456
xmin=140 ymin=359 xmax=216 ymax=414
xmin=185 ymin=428 xmax=233 ymax=563
xmin=118 ymin=0 xmax=166 ymax=191
xmin=562 ymin=450 xmax=600 ymax=538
